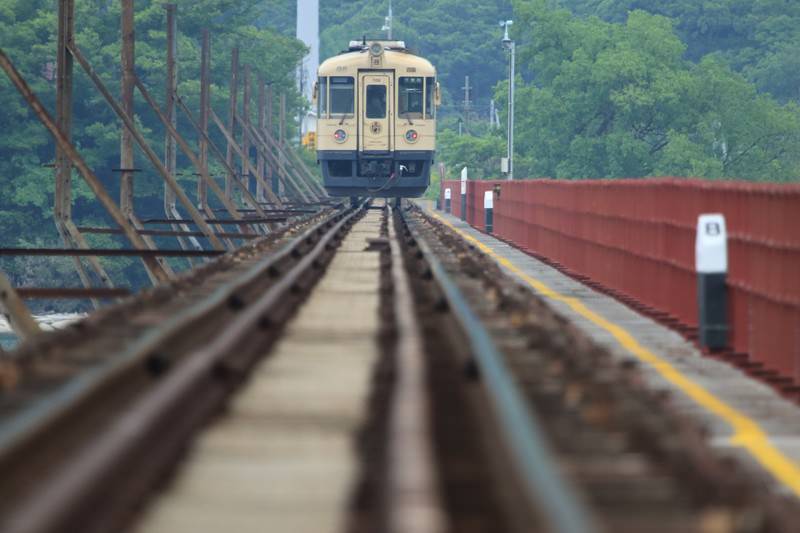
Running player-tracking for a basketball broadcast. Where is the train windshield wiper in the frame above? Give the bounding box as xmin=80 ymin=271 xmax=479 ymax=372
xmin=400 ymin=112 xmax=414 ymax=125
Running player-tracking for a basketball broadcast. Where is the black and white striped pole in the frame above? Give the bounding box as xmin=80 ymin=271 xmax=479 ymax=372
xmin=444 ymin=187 xmax=452 ymax=214
xmin=484 ymin=190 xmax=494 ymax=234
xmin=460 ymin=167 xmax=468 ymax=221
xmin=695 ymin=213 xmax=728 ymax=350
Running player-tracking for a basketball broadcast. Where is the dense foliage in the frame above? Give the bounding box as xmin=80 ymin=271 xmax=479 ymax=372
xmin=0 ymin=0 xmax=305 ymax=304
xmin=501 ymin=0 xmax=800 ymax=181
xmin=563 ymin=0 xmax=800 ymax=102
xmin=432 ymin=0 xmax=800 ymax=182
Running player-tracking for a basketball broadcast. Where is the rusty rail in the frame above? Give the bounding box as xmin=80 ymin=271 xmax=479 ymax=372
xmin=0 ymin=205 xmax=356 ymax=533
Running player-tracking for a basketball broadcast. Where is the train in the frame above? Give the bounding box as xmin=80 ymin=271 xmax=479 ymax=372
xmin=313 ymin=39 xmax=439 ymax=199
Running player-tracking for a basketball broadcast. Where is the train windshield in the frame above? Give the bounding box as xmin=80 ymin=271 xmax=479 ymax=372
xmin=317 ymin=77 xmax=328 ymax=117
xmin=399 ymin=77 xmax=423 ymax=118
xmin=366 ymin=85 xmax=387 ymax=119
xmin=425 ymin=77 xmax=436 ymax=119
xmin=330 ymin=76 xmax=354 ymax=115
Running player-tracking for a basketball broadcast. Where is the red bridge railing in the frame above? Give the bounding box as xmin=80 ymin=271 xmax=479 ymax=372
xmin=440 ymin=178 xmax=800 ymax=394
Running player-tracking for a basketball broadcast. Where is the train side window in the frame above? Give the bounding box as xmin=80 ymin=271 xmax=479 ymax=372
xmin=330 ymin=76 xmax=354 ymax=115
xmin=399 ymin=77 xmax=423 ymax=118
xmin=366 ymin=85 xmax=387 ymax=119
xmin=317 ymin=77 xmax=328 ymax=117
xmin=425 ymin=77 xmax=436 ymax=119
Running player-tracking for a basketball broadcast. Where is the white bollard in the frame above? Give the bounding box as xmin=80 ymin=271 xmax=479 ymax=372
xmin=695 ymin=213 xmax=728 ymax=350
xmin=484 ymin=190 xmax=494 ymax=233
xmin=460 ymin=167 xmax=468 ymax=221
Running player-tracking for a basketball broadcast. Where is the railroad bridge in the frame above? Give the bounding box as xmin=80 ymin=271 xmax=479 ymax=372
xmin=1 ymin=2 xmax=800 ymax=533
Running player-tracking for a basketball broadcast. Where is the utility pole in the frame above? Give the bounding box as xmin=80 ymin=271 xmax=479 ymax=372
xmin=500 ymin=20 xmax=515 ymax=180
xmin=462 ymin=75 xmax=471 ymax=131
xmin=382 ymin=0 xmax=393 ymax=39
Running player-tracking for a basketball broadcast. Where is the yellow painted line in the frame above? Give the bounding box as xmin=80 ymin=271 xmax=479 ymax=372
xmin=427 ymin=209 xmax=800 ymax=497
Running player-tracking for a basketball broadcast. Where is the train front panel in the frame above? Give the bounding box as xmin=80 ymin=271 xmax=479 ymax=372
xmin=315 ymin=41 xmax=439 ymax=198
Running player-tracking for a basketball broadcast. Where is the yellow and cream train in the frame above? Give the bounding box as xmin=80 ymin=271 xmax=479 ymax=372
xmin=314 ymin=40 xmax=439 ymax=198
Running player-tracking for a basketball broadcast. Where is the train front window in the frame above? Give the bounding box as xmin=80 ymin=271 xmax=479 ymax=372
xmin=399 ymin=77 xmax=423 ymax=118
xmin=425 ymin=77 xmax=436 ymax=119
xmin=317 ymin=77 xmax=328 ymax=117
xmin=366 ymin=85 xmax=386 ymax=119
xmin=330 ymin=76 xmax=354 ymax=115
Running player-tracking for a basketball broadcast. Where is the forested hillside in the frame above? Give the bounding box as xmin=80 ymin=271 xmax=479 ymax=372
xmin=436 ymin=0 xmax=800 ymax=182
xmin=562 ymin=0 xmax=800 ymax=102
xmin=0 ymin=0 xmax=305 ymax=301
xmin=501 ymin=0 xmax=800 ymax=181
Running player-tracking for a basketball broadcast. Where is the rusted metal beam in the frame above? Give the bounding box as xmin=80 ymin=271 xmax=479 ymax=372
xmin=163 ymin=3 xmax=198 ymax=256
xmin=55 ymin=0 xmax=110 ymax=309
xmin=257 ymin=78 xmax=267 ymax=202
xmin=133 ymin=76 xmax=260 ymax=232
xmin=211 ymin=107 xmax=303 ymax=202
xmin=241 ymin=114 xmax=317 ymax=201
xmin=279 ymin=92 xmax=286 ymax=146
xmin=242 ymin=65 xmax=252 ymax=205
xmin=66 ymin=43 xmax=226 ymax=252
xmin=226 ymin=47 xmax=239 ymax=200
xmin=266 ymin=83 xmax=278 ymax=196
xmin=0 ymin=48 xmax=172 ymax=283
xmin=174 ymin=93 xmax=283 ymax=209
xmin=139 ymin=217 xmax=288 ymax=224
xmin=0 ymin=271 xmax=42 ymax=341
xmin=285 ymin=140 xmax=327 ymax=196
xmin=117 ymin=0 xmax=176 ymax=284
xmin=15 ymin=288 xmax=132 ymax=299
xmin=198 ymin=29 xmax=211 ymax=212
xmin=234 ymin=111 xmax=309 ymax=201
xmin=120 ymin=0 xmax=135 ymax=217
xmin=254 ymin=119 xmax=323 ymax=199
xmin=0 ymin=248 xmax=224 ymax=257
xmin=77 ymin=227 xmax=261 ymax=239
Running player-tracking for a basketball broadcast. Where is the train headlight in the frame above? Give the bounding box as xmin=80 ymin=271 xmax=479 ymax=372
xmin=334 ymin=129 xmax=348 ymax=143
xmin=405 ymin=129 xmax=419 ymax=143
xmin=369 ymin=42 xmax=383 ymax=57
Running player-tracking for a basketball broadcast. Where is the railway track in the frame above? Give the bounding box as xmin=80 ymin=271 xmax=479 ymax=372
xmin=399 ymin=203 xmax=800 ymax=533
xmin=0 ymin=200 xmax=797 ymax=533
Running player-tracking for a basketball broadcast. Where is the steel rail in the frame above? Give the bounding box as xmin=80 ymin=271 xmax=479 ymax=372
xmin=0 ymin=206 xmax=361 ymax=533
xmin=0 ymin=206 xmax=349 ymax=454
xmin=386 ymin=206 xmax=446 ymax=533
xmin=400 ymin=209 xmax=597 ymax=533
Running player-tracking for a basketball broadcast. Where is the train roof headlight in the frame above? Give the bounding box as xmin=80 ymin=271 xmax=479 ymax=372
xmin=405 ymin=129 xmax=419 ymax=143
xmin=369 ymin=42 xmax=383 ymax=57
xmin=334 ymin=129 xmax=348 ymax=143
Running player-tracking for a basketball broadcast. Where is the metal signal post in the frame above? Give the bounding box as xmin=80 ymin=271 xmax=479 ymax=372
xmin=501 ymin=20 xmax=514 ymax=181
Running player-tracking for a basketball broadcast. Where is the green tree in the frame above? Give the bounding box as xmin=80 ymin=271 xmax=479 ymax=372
xmin=0 ymin=0 xmax=306 ymax=300
xmin=503 ymin=0 xmax=800 ymax=181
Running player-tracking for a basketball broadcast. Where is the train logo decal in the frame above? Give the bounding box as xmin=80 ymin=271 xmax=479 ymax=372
xmin=370 ymin=121 xmax=382 ymax=135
